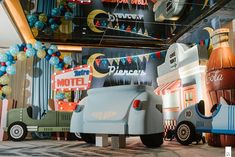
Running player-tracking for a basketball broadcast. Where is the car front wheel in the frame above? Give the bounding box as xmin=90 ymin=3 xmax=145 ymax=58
xmin=176 ymin=121 xmax=195 ymax=145
xmin=8 ymin=122 xmax=28 ymax=141
xmin=140 ymin=133 xmax=163 ymax=148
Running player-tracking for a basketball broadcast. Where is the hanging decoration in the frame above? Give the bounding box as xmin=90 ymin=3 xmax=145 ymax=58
xmin=0 ymin=41 xmax=73 ymax=99
xmin=94 ymin=50 xmax=167 ymax=67
xmin=27 ymin=1 xmax=78 ymax=37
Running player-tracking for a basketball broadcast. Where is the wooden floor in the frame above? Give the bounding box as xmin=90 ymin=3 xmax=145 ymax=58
xmin=0 ymin=137 xmax=228 ymax=157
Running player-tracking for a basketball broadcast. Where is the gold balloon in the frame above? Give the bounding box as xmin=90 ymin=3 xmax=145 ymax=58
xmin=37 ymin=49 xmax=46 ymax=58
xmin=31 ymin=27 xmax=38 ymax=37
xmin=2 ymin=86 xmax=12 ymax=95
xmin=0 ymin=75 xmax=10 ymax=85
xmin=0 ymin=90 xmax=2 ymax=97
xmin=17 ymin=51 xmax=27 ymax=61
xmin=39 ymin=13 xmax=47 ymax=23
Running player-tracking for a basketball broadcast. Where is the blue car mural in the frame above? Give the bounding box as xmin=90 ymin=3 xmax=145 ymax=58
xmin=176 ymin=97 xmax=235 ymax=145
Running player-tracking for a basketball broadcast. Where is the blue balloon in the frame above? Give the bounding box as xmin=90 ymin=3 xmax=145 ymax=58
xmin=58 ymin=62 xmax=64 ymax=68
xmin=47 ymin=49 xmax=54 ymax=55
xmin=0 ymin=71 xmax=5 ymax=77
xmin=34 ymin=41 xmax=43 ymax=50
xmin=51 ymin=8 xmax=61 ymax=17
xmin=11 ymin=61 xmax=16 ymax=64
xmin=26 ymin=48 xmax=36 ymax=57
xmin=7 ymin=54 xmax=14 ymax=62
xmin=9 ymin=45 xmax=19 ymax=56
xmin=29 ymin=22 xmax=34 ymax=27
xmin=26 ymin=43 xmax=33 ymax=49
xmin=27 ymin=14 xmax=38 ymax=24
xmin=49 ymin=45 xmax=58 ymax=53
xmin=6 ymin=66 xmax=16 ymax=75
xmin=0 ymin=53 xmax=8 ymax=62
xmin=55 ymin=93 xmax=65 ymax=100
xmin=63 ymin=56 xmax=73 ymax=65
xmin=49 ymin=56 xmax=59 ymax=65
xmin=35 ymin=21 xmax=45 ymax=30
xmin=64 ymin=12 xmax=74 ymax=20
xmin=45 ymin=55 xmax=51 ymax=61
xmin=0 ymin=66 xmax=6 ymax=72
xmin=51 ymin=24 xmax=59 ymax=31
xmin=56 ymin=51 xmax=61 ymax=56
xmin=55 ymin=64 xmax=60 ymax=69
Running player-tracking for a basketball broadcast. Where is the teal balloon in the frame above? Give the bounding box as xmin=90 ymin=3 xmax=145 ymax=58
xmin=51 ymin=8 xmax=61 ymax=17
xmin=55 ymin=93 xmax=65 ymax=100
xmin=64 ymin=12 xmax=73 ymax=20
xmin=49 ymin=45 xmax=58 ymax=52
xmin=47 ymin=49 xmax=54 ymax=55
xmin=6 ymin=66 xmax=16 ymax=75
xmin=27 ymin=14 xmax=37 ymax=24
xmin=49 ymin=56 xmax=59 ymax=65
xmin=0 ymin=66 xmax=6 ymax=72
xmin=51 ymin=24 xmax=59 ymax=31
xmin=0 ymin=53 xmax=8 ymax=62
xmin=9 ymin=45 xmax=20 ymax=56
xmin=63 ymin=56 xmax=72 ymax=65
xmin=34 ymin=41 xmax=43 ymax=50
xmin=26 ymin=48 xmax=36 ymax=57
xmin=26 ymin=43 xmax=32 ymax=49
xmin=68 ymin=2 xmax=76 ymax=8
xmin=34 ymin=21 xmax=44 ymax=30
xmin=6 ymin=61 xmax=12 ymax=66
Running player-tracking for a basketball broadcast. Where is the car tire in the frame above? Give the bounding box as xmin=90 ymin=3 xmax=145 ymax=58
xmin=140 ymin=133 xmax=163 ymax=148
xmin=80 ymin=133 xmax=95 ymax=144
xmin=175 ymin=121 xmax=195 ymax=145
xmin=8 ymin=122 xmax=28 ymax=141
xmin=67 ymin=132 xmax=82 ymax=140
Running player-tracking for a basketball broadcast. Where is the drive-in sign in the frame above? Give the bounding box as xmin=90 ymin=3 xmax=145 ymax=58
xmin=52 ymin=65 xmax=92 ymax=91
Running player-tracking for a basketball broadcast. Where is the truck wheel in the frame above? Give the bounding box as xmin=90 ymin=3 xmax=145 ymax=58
xmin=80 ymin=133 xmax=95 ymax=144
xmin=140 ymin=133 xmax=163 ymax=148
xmin=176 ymin=121 xmax=195 ymax=145
xmin=8 ymin=122 xmax=28 ymax=141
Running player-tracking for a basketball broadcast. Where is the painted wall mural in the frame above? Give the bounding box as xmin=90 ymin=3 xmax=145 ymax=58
xmin=82 ymin=47 xmax=166 ymax=88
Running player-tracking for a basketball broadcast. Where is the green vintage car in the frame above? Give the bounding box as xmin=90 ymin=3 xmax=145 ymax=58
xmin=4 ymin=106 xmax=79 ymax=141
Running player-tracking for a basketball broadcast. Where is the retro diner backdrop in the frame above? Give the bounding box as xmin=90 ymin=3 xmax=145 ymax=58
xmin=0 ymin=0 xmax=234 ymax=148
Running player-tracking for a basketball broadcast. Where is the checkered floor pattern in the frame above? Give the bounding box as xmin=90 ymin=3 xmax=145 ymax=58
xmin=0 ymin=137 xmax=226 ymax=157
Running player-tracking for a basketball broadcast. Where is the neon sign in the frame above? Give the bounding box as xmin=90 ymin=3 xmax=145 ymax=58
xmin=102 ymin=0 xmax=149 ymax=6
xmin=51 ymin=65 xmax=92 ymax=91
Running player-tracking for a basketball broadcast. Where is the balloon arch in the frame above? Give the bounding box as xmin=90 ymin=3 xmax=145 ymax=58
xmin=0 ymin=41 xmax=73 ymax=100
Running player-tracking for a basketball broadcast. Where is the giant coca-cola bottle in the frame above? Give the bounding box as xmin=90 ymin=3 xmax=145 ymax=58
xmin=206 ymin=28 xmax=235 ymax=147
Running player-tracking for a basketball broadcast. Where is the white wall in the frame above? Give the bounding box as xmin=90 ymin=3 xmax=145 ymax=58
xmin=0 ymin=3 xmax=22 ymax=48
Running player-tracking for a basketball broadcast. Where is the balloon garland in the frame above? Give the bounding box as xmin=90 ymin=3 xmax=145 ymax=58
xmin=27 ymin=0 xmax=76 ymax=37
xmin=0 ymin=41 xmax=73 ymax=99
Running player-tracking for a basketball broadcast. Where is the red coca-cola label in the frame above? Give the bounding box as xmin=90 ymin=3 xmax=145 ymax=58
xmin=206 ymin=69 xmax=235 ymax=91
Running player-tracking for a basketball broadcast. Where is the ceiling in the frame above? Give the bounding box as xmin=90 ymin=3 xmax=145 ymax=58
xmin=0 ymin=2 xmax=22 ymax=48
xmin=1 ymin=0 xmax=234 ymax=50
xmin=177 ymin=0 xmax=235 ymax=43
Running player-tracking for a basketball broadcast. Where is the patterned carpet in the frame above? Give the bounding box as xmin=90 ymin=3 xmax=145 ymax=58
xmin=0 ymin=137 xmax=227 ymax=157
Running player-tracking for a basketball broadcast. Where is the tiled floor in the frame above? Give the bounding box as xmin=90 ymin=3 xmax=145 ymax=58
xmin=0 ymin=137 xmax=229 ymax=157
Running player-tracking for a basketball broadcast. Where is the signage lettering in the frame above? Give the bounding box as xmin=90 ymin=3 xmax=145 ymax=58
xmin=207 ymin=71 xmax=224 ymax=83
xmin=57 ymin=78 xmax=85 ymax=87
xmin=108 ymin=12 xmax=144 ymax=22
xmin=102 ymin=0 xmax=148 ymax=6
xmin=108 ymin=65 xmax=146 ymax=76
xmin=52 ymin=65 xmax=92 ymax=91
xmin=74 ymin=70 xmax=90 ymax=76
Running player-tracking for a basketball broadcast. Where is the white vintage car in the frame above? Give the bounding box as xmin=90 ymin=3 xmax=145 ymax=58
xmin=70 ymin=85 xmax=164 ymax=147
xmin=176 ymin=97 xmax=235 ymax=145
